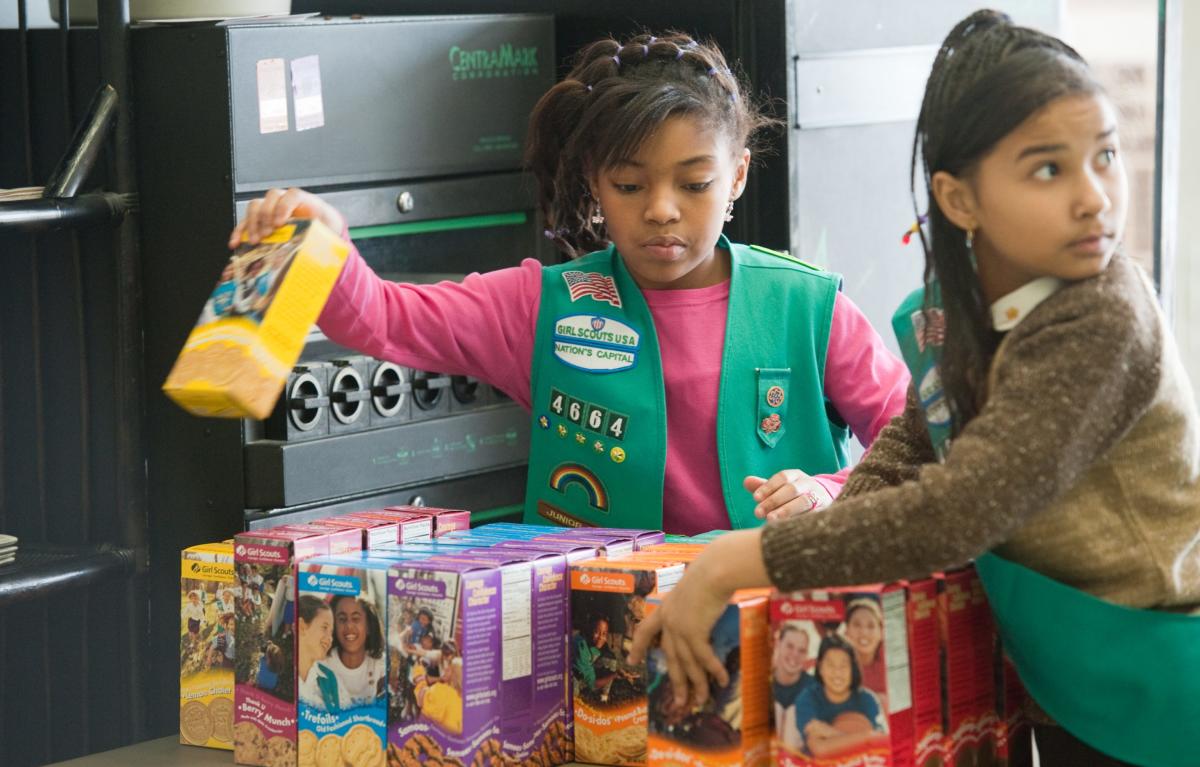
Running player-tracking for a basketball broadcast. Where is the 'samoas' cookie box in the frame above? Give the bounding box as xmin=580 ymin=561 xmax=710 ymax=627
xmin=386 ymin=559 xmax=504 ymax=767
xmin=163 ymin=218 xmax=349 ymax=420
xmin=425 ymin=548 xmax=572 ymax=766
xmin=180 ymin=541 xmax=237 ymax=751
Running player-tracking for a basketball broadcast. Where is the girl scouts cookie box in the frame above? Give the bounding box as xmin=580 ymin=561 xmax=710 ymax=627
xmin=296 ymin=554 xmax=394 ymax=767
xmin=647 ymin=588 xmax=772 ymax=767
xmin=537 ymin=532 xmax=636 ymax=559
xmin=310 ymin=517 xmax=403 ymax=551
xmin=163 ymin=218 xmax=349 ymax=420
xmin=905 ymin=579 xmax=942 ymax=767
xmin=181 ymin=541 xmax=237 ymax=751
xmin=385 ymin=506 xmax=472 ymax=537
xmin=483 ymin=523 xmax=666 ymax=549
xmin=569 ymin=555 xmax=686 ymax=766
xmin=270 ymin=523 xmax=362 ymax=557
xmin=552 ymin=528 xmax=666 ymax=549
xmin=426 ymin=549 xmax=572 ymax=766
xmin=233 ymin=528 xmax=330 ymax=767
xmin=386 ymin=559 xmax=504 ymax=767
xmin=490 ymin=538 xmax=602 ymax=563
xmin=937 ymin=568 xmax=998 ymax=767
xmin=769 ymin=585 xmax=914 ymax=767
xmin=994 ymin=647 xmax=1032 ymax=767
xmin=346 ymin=510 xmax=434 ymax=543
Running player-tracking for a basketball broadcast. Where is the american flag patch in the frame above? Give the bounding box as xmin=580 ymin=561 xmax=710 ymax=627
xmin=911 ymin=307 xmax=946 ymax=352
xmin=562 ymin=271 xmax=622 ymax=308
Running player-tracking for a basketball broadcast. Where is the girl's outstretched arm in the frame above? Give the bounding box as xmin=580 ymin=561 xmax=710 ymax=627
xmin=633 ymin=263 xmax=1163 ymax=705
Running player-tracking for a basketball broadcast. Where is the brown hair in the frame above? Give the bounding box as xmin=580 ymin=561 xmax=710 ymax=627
xmin=526 ymin=31 xmax=780 ymax=257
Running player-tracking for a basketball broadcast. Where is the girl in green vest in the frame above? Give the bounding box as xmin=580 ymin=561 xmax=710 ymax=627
xmin=230 ymin=32 xmax=910 ymax=535
xmin=631 ymin=11 xmax=1200 ymax=766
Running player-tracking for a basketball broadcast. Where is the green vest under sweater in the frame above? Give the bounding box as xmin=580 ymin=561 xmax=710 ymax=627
xmin=523 ymin=235 xmax=850 ymax=531
xmin=893 ymin=285 xmax=1200 ymax=767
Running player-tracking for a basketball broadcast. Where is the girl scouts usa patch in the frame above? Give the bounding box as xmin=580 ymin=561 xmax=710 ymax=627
xmin=552 ymin=314 xmax=640 ymax=373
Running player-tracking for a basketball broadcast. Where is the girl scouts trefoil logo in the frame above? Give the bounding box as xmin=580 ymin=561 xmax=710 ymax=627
xmin=449 ymin=43 xmax=539 ymax=80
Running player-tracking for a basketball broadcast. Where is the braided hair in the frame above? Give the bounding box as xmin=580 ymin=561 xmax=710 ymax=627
xmin=526 ymin=32 xmax=779 ymax=258
xmin=911 ymin=9 xmax=1103 ymax=432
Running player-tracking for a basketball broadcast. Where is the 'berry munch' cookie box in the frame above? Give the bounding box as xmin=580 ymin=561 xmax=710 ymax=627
xmin=233 ymin=528 xmax=330 ymax=767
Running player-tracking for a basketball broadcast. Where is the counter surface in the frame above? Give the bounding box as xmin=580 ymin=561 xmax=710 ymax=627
xmin=48 ymin=735 xmax=593 ymax=766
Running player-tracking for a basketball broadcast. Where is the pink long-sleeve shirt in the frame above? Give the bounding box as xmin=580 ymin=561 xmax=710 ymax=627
xmin=318 ymin=248 xmax=910 ymax=535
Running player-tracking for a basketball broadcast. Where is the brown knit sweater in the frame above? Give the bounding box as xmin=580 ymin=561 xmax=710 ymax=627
xmin=760 ymin=254 xmax=1200 ymax=610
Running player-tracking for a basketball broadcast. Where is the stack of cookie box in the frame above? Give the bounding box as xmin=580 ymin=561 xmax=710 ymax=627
xmin=188 ymin=521 xmax=1032 ymax=767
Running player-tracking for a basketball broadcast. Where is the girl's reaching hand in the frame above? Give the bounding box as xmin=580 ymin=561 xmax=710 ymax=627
xmin=744 ymin=470 xmax=833 ymax=522
xmin=628 ymin=529 xmax=772 ymax=708
xmin=228 ymin=187 xmax=346 ymax=249
xmin=628 ymin=558 xmax=732 ymax=709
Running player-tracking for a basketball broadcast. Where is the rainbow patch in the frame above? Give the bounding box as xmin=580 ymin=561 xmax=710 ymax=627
xmin=548 ymin=463 xmax=609 ymax=511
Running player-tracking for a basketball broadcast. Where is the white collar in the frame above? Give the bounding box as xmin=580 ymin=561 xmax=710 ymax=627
xmin=990 ymin=277 xmax=1064 ymax=331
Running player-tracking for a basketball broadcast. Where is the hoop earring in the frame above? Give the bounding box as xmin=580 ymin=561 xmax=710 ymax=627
xmin=724 ymin=199 xmax=734 ymax=223
xmin=590 ymin=204 xmax=605 ymax=226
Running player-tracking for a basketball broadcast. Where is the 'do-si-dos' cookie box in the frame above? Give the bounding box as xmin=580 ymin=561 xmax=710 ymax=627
xmin=163 ymin=219 xmax=349 ymax=420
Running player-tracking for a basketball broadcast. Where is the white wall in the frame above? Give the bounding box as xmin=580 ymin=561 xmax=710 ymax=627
xmin=0 ymin=2 xmax=55 ymax=27
xmin=1175 ymin=3 xmax=1200 ymax=407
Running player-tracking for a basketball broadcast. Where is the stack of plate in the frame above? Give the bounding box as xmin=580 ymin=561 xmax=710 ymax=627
xmin=0 ymin=534 xmax=16 ymax=566
xmin=0 ymin=187 xmax=43 ymax=202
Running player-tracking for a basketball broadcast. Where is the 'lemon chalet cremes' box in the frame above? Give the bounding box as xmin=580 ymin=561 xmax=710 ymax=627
xmin=163 ymin=218 xmax=349 ymax=420
xmin=180 ymin=542 xmax=237 ymax=751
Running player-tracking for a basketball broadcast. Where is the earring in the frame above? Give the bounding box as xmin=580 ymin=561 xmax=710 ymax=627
xmin=724 ymin=199 xmax=734 ymax=223
xmin=965 ymin=227 xmax=978 ymax=271
xmin=590 ymin=203 xmax=605 ymax=226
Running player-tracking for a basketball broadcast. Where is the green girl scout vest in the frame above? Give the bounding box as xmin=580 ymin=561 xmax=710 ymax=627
xmin=524 ymin=235 xmax=850 ymax=532
xmin=894 ymin=285 xmax=1200 ymax=767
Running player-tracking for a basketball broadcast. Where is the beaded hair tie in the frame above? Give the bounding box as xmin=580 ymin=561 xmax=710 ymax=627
xmin=901 ymin=214 xmax=929 ymax=245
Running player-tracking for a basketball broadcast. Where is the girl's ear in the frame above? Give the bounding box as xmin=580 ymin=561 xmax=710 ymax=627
xmin=930 ymin=170 xmax=978 ymax=232
xmin=731 ymin=148 xmax=752 ymax=200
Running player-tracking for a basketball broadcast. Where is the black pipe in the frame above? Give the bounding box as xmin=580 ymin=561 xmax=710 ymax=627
xmin=59 ymin=0 xmax=73 ymax=137
xmin=97 ymin=0 xmax=148 ymax=746
xmin=45 ymin=85 xmax=120 ymax=199
xmin=0 ymin=193 xmax=135 ymax=232
xmin=18 ymin=0 xmax=34 ymax=185
xmin=0 ymin=544 xmax=135 ymax=608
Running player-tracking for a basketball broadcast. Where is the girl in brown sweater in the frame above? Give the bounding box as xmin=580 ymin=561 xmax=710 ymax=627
xmin=631 ymin=10 xmax=1200 ymax=765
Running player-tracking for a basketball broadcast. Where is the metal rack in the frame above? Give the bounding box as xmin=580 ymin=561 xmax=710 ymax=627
xmin=1 ymin=0 xmax=147 ymax=764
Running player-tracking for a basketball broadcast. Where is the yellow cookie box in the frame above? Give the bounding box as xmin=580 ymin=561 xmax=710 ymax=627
xmin=181 ymin=542 xmax=236 ymax=750
xmin=163 ymin=219 xmax=349 ymax=420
